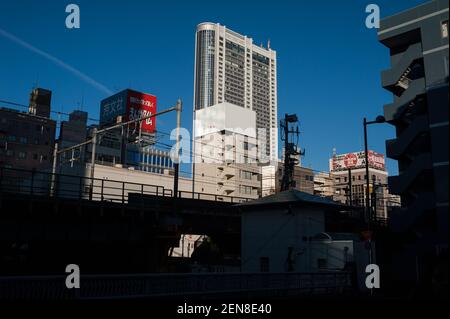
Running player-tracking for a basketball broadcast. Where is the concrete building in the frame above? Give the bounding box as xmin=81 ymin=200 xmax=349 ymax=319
xmin=60 ymin=110 xmax=88 ymax=146
xmin=28 ymin=88 xmax=51 ymax=118
xmin=194 ymin=102 xmax=261 ymax=201
xmin=194 ymin=22 xmax=278 ymax=162
xmin=58 ymin=110 xmax=88 ymax=166
xmin=314 ymin=172 xmax=335 ymax=199
xmin=330 ymin=151 xmax=390 ymax=219
xmin=194 ymin=22 xmax=278 ymax=167
xmin=239 ymin=189 xmax=371 ymax=291
xmin=262 ymin=163 xmax=314 ymax=196
xmin=275 ymin=164 xmax=314 ymax=195
xmin=261 ymin=165 xmax=277 ymax=196
xmin=0 ymin=88 xmax=56 ymax=171
xmin=77 ymin=126 xmax=175 ymax=175
xmin=57 ymin=162 xmax=192 ymax=202
xmin=378 ymin=0 xmax=448 ymax=292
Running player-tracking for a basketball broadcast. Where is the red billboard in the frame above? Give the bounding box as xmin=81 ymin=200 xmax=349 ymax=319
xmin=330 ymin=151 xmax=386 ymax=172
xmin=126 ymin=90 xmax=157 ymax=133
xmin=100 ymin=89 xmax=157 ymax=133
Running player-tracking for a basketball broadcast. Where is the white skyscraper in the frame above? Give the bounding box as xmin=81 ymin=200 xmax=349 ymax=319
xmin=193 ymin=22 xmax=278 ymax=163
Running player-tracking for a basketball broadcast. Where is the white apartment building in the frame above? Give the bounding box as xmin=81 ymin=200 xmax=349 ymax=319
xmin=194 ymin=102 xmax=261 ymax=201
xmin=193 ymin=22 xmax=278 ymax=164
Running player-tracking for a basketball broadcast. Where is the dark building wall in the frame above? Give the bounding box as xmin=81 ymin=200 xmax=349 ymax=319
xmin=276 ymin=164 xmax=314 ymax=194
xmin=379 ymin=0 xmax=448 ymax=242
xmin=28 ymin=88 xmax=52 ymax=118
xmin=60 ymin=110 xmax=88 ymax=145
xmin=378 ymin=0 xmax=448 ymax=295
xmin=0 ymin=108 xmax=56 ymax=171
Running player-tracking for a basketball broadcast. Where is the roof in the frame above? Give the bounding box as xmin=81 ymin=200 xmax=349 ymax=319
xmin=312 ymin=232 xmax=360 ymax=241
xmin=236 ymin=189 xmax=349 ymax=209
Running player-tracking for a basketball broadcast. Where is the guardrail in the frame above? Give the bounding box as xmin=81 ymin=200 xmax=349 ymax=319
xmin=0 ymin=166 xmax=252 ymax=205
xmin=0 ymin=271 xmax=352 ymax=300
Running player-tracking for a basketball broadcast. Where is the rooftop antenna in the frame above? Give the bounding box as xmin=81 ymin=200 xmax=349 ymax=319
xmin=267 ymin=38 xmax=271 ymax=49
xmin=332 ymin=147 xmax=337 ymax=157
xmin=80 ymin=95 xmax=84 ymax=111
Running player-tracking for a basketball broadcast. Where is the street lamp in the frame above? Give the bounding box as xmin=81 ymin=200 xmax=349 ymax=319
xmin=363 ymin=115 xmax=385 ymax=264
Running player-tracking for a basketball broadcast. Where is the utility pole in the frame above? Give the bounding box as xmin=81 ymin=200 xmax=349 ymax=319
xmin=89 ymin=127 xmax=97 ymax=200
xmin=348 ymin=168 xmax=352 ymax=206
xmin=364 ymin=118 xmax=371 ymax=228
xmin=120 ymin=124 xmax=126 ymax=166
xmin=372 ymin=180 xmax=377 ymax=222
xmin=173 ymin=99 xmax=182 ymax=198
xmin=50 ymin=142 xmax=58 ymax=196
xmin=280 ymin=113 xmax=304 ymax=192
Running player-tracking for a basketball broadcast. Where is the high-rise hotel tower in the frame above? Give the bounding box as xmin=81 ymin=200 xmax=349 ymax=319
xmin=193 ymin=22 xmax=278 ymax=163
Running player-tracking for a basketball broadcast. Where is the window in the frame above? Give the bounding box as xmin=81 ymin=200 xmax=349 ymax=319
xmin=241 ymin=170 xmax=252 ymax=180
xmin=240 ymin=185 xmax=252 ymax=195
xmin=19 ymin=137 xmax=28 ymax=144
xmin=18 ymin=151 xmax=26 ymax=159
xmin=442 ymin=20 xmax=449 ymax=38
xmin=317 ymin=258 xmax=328 ymax=269
xmin=260 ymin=257 xmax=270 ymax=272
xmin=6 ymin=150 xmax=13 ymax=157
xmin=7 ymin=135 xmax=16 ymax=142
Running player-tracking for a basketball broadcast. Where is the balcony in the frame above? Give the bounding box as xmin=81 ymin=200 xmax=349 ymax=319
xmin=218 ymin=166 xmax=235 ymax=179
xmin=388 ymin=153 xmax=432 ymax=195
xmin=390 ymin=192 xmax=435 ymax=232
xmin=386 ymin=115 xmax=428 ymax=159
xmin=383 ymin=78 xmax=426 ymax=122
xmin=381 ymin=43 xmax=423 ymax=93
xmin=218 ymin=182 xmax=235 ymax=196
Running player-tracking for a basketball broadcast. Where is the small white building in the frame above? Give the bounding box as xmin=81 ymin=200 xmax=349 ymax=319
xmin=238 ymin=189 xmax=371 ymax=287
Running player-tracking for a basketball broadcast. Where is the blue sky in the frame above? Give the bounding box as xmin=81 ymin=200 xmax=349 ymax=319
xmin=0 ymin=0 xmax=427 ymax=175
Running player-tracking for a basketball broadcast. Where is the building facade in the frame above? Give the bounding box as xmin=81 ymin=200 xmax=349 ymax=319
xmin=329 ymin=151 xmax=390 ymax=219
xmin=29 ymin=88 xmax=51 ymax=118
xmin=239 ymin=189 xmax=371 ymax=291
xmin=81 ymin=126 xmax=174 ymax=175
xmin=272 ymin=164 xmax=315 ymax=195
xmin=194 ymin=102 xmax=261 ymax=201
xmin=0 ymin=88 xmax=56 ymax=172
xmin=378 ymin=0 xmax=448 ymax=246
xmin=314 ymin=172 xmax=335 ymax=199
xmin=194 ymin=23 xmax=278 ymax=163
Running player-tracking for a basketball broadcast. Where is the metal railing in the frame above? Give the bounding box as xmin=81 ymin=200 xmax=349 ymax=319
xmin=0 ymin=166 xmax=252 ymax=205
xmin=0 ymin=271 xmax=352 ymax=300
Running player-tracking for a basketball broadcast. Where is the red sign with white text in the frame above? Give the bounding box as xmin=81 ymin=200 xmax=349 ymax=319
xmin=330 ymin=151 xmax=386 ymax=172
xmin=125 ymin=90 xmax=157 ymax=133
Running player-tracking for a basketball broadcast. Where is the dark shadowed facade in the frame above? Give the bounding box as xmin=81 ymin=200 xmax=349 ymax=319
xmin=378 ymin=0 xmax=448 ymax=296
xmin=0 ymin=88 xmax=56 ymax=171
